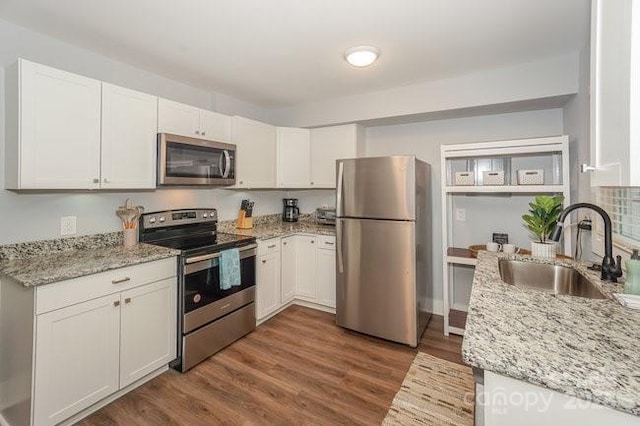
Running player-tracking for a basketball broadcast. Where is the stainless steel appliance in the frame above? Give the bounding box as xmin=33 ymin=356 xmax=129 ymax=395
xmin=336 ymin=156 xmax=432 ymax=347
xmin=139 ymin=209 xmax=256 ymax=372
xmin=157 ymin=133 xmax=235 ymax=186
xmin=282 ymin=198 xmax=300 ymax=222
xmin=315 ymin=207 xmax=336 ymax=225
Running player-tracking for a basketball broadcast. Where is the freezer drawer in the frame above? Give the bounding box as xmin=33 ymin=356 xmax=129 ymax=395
xmin=337 ymin=156 xmax=416 ymax=220
xmin=336 ymin=218 xmax=418 ymax=346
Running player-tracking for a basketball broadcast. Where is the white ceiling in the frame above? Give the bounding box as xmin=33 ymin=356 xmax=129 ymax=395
xmin=0 ymin=0 xmax=590 ymax=108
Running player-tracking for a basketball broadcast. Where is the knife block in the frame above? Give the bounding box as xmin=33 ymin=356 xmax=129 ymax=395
xmin=236 ymin=210 xmax=253 ymax=229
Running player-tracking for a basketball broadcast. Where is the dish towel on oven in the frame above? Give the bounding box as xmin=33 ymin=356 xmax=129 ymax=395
xmin=220 ymin=248 xmax=241 ymax=290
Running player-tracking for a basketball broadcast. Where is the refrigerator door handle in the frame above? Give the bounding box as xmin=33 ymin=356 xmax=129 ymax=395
xmin=336 ymin=161 xmax=344 ymax=217
xmin=337 ymin=219 xmax=344 ymax=274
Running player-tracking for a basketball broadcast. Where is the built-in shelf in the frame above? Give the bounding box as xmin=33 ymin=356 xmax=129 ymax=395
xmin=441 ymin=136 xmax=571 ymax=338
xmin=446 ymin=247 xmax=478 ymax=266
xmin=445 ymin=185 xmax=565 ymax=194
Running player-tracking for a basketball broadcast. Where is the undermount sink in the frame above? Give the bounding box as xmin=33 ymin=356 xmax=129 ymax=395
xmin=498 ymin=260 xmax=606 ymax=299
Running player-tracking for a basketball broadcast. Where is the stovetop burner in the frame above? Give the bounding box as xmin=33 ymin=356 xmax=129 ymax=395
xmin=138 ymin=208 xmax=256 ymax=257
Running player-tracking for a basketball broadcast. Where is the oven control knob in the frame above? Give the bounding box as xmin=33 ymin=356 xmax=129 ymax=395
xmin=159 ymin=216 xmax=166 ymax=223
xmin=149 ymin=217 xmax=156 ymax=224
xmin=210 ymin=212 xmax=215 ymax=218
xmin=203 ymin=213 xmax=208 ymax=218
xmin=193 ymin=294 xmax=201 ymax=303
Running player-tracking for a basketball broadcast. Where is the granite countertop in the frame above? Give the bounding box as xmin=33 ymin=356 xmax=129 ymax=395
xmin=462 ymin=251 xmax=640 ymax=416
xmin=218 ymin=215 xmax=336 ymax=240
xmin=0 ymin=232 xmax=179 ymax=287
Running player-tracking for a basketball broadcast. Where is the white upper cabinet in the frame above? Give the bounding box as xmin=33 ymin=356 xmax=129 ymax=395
xmin=200 ymin=109 xmax=232 ymax=142
xmin=157 ymin=98 xmax=201 ymax=138
xmin=277 ymin=127 xmax=311 ymax=188
xmin=310 ymin=124 xmax=364 ymax=188
xmin=232 ymin=116 xmax=277 ymax=188
xmin=158 ymin=98 xmax=232 ymax=142
xmin=101 ymin=83 xmax=158 ymax=189
xmin=5 ymin=59 xmax=102 ymax=189
xmin=589 ymin=0 xmax=640 ymax=186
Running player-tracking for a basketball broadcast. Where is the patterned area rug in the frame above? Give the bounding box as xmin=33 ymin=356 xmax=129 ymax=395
xmin=383 ymin=352 xmax=475 ymax=426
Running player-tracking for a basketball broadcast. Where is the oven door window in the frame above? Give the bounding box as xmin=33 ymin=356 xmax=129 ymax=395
xmin=184 ymin=255 xmax=255 ymax=314
xmin=165 ymin=142 xmax=233 ymax=179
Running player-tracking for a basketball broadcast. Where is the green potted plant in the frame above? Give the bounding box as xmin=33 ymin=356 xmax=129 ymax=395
xmin=522 ymin=195 xmax=564 ymax=258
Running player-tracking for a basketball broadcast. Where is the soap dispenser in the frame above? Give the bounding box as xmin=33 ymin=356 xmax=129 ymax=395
xmin=624 ymin=249 xmax=640 ymax=295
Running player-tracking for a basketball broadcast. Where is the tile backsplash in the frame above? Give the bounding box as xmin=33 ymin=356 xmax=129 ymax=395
xmin=597 ymin=187 xmax=640 ymax=247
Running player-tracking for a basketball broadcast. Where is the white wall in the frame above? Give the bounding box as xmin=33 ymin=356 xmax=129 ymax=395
xmin=0 ymin=18 xmax=284 ymax=244
xmin=271 ymin=53 xmax=579 ymax=128
xmin=365 ymin=109 xmax=565 ymax=314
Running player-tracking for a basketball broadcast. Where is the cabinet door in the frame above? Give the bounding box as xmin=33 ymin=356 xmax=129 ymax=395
xmin=101 ymin=83 xmax=158 ymax=189
xmin=232 ymin=116 xmax=277 ymax=188
xmin=310 ymin=124 xmax=360 ymax=188
xmin=277 ymin=127 xmax=311 ymax=188
xmin=316 ymin=247 xmax=337 ymax=308
xmin=590 ymin=0 xmax=640 ymax=186
xmin=256 ymin=251 xmax=281 ymax=320
xmin=296 ymin=236 xmax=317 ymax=301
xmin=199 ymin=109 xmax=232 ymax=142
xmin=119 ymin=278 xmax=177 ymax=388
xmin=34 ymin=294 xmax=120 ymax=426
xmin=158 ymin=98 xmax=201 ymax=138
xmin=18 ymin=59 xmax=101 ymax=189
xmin=280 ymin=236 xmax=297 ymax=304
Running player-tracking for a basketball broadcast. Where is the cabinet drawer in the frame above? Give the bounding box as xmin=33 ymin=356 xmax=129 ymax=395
xmin=317 ymin=235 xmax=336 ymax=250
xmin=257 ymin=238 xmax=281 ymax=256
xmin=36 ymin=257 xmax=177 ymax=315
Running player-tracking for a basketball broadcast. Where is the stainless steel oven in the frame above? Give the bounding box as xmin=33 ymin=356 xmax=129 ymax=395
xmin=139 ymin=208 xmax=256 ymax=372
xmin=157 ymin=133 xmax=235 ymax=186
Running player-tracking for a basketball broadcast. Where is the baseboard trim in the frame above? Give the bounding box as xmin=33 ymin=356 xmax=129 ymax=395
xmin=257 ymin=298 xmax=336 ymax=325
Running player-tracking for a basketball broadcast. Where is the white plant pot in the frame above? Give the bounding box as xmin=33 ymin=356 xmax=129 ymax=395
xmin=530 ymin=241 xmax=556 ymax=258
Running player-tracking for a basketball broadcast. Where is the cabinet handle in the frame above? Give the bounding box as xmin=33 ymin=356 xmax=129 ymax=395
xmin=93 ymin=178 xmax=100 ymax=183
xmin=262 ymin=259 xmax=267 ymax=264
xmin=283 ymin=242 xmax=287 ymax=245
xmin=581 ymin=164 xmax=596 ymax=173
xmin=112 ymin=277 xmax=131 ymax=284
xmin=113 ymin=300 xmax=120 ymax=307
xmin=324 ymin=241 xmax=334 ymax=245
xmin=201 ymin=131 xmax=206 ymax=136
xmin=311 ymin=240 xmax=315 ymax=244
xmin=195 ymin=130 xmax=200 ymax=135
xmin=268 ymin=244 xmax=277 ymax=249
xmin=240 ymin=181 xmax=244 ymax=184
xmin=103 ymin=177 xmax=109 ymax=183
xmin=124 ymin=297 xmax=131 ymax=304
xmin=310 ymin=182 xmax=314 ymax=185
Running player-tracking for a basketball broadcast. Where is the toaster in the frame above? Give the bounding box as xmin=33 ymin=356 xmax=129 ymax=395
xmin=314 ymin=207 xmax=336 ymax=225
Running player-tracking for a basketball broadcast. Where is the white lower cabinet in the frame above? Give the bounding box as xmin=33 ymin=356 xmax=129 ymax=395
xmin=34 ymin=294 xmax=121 ymax=426
xmin=316 ymin=243 xmax=337 ymax=309
xmin=31 ymin=259 xmax=177 ymax=426
xmin=280 ymin=236 xmax=297 ymax=304
xmin=119 ymin=278 xmax=176 ymax=388
xmin=256 ymin=238 xmax=281 ymax=321
xmin=256 ymin=234 xmax=336 ymax=323
xmin=295 ymin=236 xmax=318 ymax=301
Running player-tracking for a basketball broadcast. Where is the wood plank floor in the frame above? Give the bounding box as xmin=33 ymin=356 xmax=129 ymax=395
xmin=80 ymin=305 xmax=463 ymax=425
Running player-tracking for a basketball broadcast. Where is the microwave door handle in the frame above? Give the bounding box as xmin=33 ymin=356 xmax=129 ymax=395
xmin=222 ymin=150 xmax=231 ymax=178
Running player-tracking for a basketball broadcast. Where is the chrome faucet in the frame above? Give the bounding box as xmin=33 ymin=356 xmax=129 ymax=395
xmin=549 ymin=203 xmax=623 ymax=282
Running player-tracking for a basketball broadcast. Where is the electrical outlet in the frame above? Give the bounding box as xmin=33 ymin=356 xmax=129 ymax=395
xmin=455 ymin=208 xmax=466 ymax=222
xmin=60 ymin=216 xmax=77 ymax=236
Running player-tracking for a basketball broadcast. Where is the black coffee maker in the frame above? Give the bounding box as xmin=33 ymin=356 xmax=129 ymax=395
xmin=282 ymin=198 xmax=300 ymax=222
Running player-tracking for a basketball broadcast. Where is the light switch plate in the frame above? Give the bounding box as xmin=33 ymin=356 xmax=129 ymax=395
xmin=455 ymin=208 xmax=466 ymax=222
xmin=61 ymin=216 xmax=77 ymax=235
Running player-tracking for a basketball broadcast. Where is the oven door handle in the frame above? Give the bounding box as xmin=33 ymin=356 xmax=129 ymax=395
xmin=185 ymin=243 xmax=257 ymax=264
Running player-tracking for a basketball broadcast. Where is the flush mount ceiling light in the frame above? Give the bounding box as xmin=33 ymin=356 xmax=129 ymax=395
xmin=344 ymin=46 xmax=380 ymax=67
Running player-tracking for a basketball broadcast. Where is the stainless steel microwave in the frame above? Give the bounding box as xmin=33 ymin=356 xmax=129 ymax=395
xmin=157 ymin=133 xmax=236 ymax=186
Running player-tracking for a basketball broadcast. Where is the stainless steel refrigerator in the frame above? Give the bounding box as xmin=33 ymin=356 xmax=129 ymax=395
xmin=336 ymin=156 xmax=432 ymax=347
